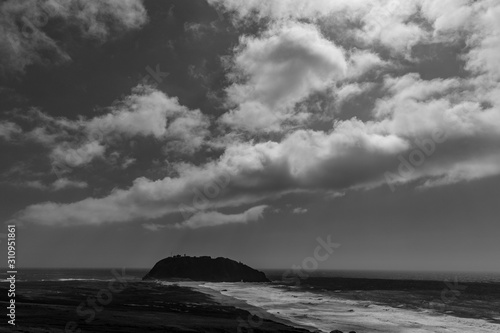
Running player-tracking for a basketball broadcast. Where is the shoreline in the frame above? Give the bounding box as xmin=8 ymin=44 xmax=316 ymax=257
xmin=195 ymin=280 xmax=500 ymax=333
xmin=2 ymin=277 xmax=498 ymax=333
xmin=173 ymin=281 xmax=320 ymax=332
xmin=0 ymin=280 xmax=314 ymax=333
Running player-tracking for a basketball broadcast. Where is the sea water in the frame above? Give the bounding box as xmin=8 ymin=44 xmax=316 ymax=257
xmin=201 ymin=270 xmax=500 ymax=333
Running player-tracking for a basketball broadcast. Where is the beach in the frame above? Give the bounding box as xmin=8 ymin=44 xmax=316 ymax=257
xmin=0 ymin=279 xmax=311 ymax=333
xmin=2 ymin=269 xmax=500 ymax=333
xmin=201 ymin=281 xmax=500 ymax=333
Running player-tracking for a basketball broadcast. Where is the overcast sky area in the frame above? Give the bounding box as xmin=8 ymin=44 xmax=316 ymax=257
xmin=0 ymin=0 xmax=499 ymax=272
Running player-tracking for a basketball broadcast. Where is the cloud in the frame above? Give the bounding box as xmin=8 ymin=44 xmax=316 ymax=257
xmin=18 ymin=180 xmax=48 ymax=190
xmin=142 ymin=223 xmax=163 ymax=232
xmin=86 ymin=88 xmax=181 ymax=139
xmin=8 ymin=0 xmax=500 ymax=229
xmin=208 ymin=0 xmax=365 ymax=22
xmin=8 ymin=178 xmax=88 ymax=191
xmin=0 ymin=0 xmax=148 ymax=76
xmin=420 ymin=0 xmax=475 ymax=35
xmin=346 ymin=50 xmax=388 ymax=79
xmin=121 ymin=158 xmax=136 ymax=169
xmin=174 ymin=205 xmax=268 ymax=229
xmin=166 ymin=205 xmax=268 ymax=229
xmin=220 ymin=22 xmax=347 ymax=132
xmin=13 ymin=122 xmax=409 ymax=226
xmin=0 ymin=121 xmax=22 ymax=140
xmin=373 ymin=72 xmax=500 ymax=188
xmin=335 ymin=82 xmax=375 ymax=108
xmin=50 ymin=141 xmax=106 ymax=168
xmin=5 ymin=86 xmax=210 ymax=172
xmin=13 ymin=72 xmax=500 ymax=226
xmin=211 ymin=0 xmax=427 ymax=54
xmin=292 ymin=207 xmax=308 ymax=214
xmin=462 ymin=1 xmax=500 ymax=80
xmin=85 ymin=86 xmax=210 ymax=155
xmin=361 ymin=8 xmax=426 ymax=55
xmin=51 ymin=178 xmax=88 ymax=191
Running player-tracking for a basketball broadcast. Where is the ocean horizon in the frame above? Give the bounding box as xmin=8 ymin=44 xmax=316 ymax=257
xmin=3 ymin=267 xmax=500 ymax=283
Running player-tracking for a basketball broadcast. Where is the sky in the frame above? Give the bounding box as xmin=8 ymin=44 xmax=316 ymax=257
xmin=0 ymin=0 xmax=499 ymax=272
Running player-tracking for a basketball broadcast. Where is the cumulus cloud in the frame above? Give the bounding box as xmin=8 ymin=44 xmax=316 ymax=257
xmin=13 ymin=122 xmax=410 ymax=226
xmin=6 ymin=86 xmax=210 ymax=172
xmin=208 ymin=0 xmax=365 ymax=21
xmin=221 ymin=22 xmax=347 ymax=132
xmin=462 ymin=1 xmax=500 ymax=80
xmin=0 ymin=121 xmax=22 ymax=140
xmin=292 ymin=207 xmax=308 ymax=214
xmin=9 ymin=178 xmax=88 ymax=191
xmin=0 ymin=0 xmax=148 ymax=76
xmin=18 ymin=180 xmax=48 ymax=190
xmin=211 ymin=0 xmax=427 ymax=54
xmin=8 ymin=0 xmax=500 ymax=229
xmin=142 ymin=223 xmax=163 ymax=232
xmin=346 ymin=50 xmax=388 ymax=79
xmin=51 ymin=178 xmax=88 ymax=191
xmin=335 ymin=82 xmax=375 ymax=108
xmin=50 ymin=141 xmax=106 ymax=168
xmin=172 ymin=205 xmax=268 ymax=229
xmin=361 ymin=5 xmax=426 ymax=55
xmin=85 ymin=87 xmax=210 ymax=155
xmin=13 ymin=71 xmax=500 ymax=226
xmin=142 ymin=205 xmax=268 ymax=231
xmin=420 ymin=0 xmax=475 ymax=35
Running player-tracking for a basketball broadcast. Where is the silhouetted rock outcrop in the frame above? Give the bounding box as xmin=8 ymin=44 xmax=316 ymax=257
xmin=143 ymin=255 xmax=270 ymax=282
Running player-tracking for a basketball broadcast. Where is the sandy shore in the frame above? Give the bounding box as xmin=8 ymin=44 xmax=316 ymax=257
xmin=169 ymin=281 xmax=320 ymax=331
xmin=201 ymin=281 xmax=500 ymax=333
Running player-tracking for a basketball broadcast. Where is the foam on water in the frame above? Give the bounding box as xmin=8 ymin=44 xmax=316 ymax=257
xmin=201 ymin=282 xmax=500 ymax=333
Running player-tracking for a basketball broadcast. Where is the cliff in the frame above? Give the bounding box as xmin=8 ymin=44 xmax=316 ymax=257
xmin=143 ymin=256 xmax=270 ymax=282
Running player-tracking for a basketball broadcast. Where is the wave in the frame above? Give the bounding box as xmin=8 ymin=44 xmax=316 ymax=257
xmin=57 ymin=278 xmax=113 ymax=281
xmin=201 ymin=282 xmax=500 ymax=333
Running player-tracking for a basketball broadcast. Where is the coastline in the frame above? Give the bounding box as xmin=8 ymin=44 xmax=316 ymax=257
xmin=198 ymin=280 xmax=500 ymax=333
xmin=0 ymin=279 xmax=313 ymax=333
xmin=3 ymin=272 xmax=499 ymax=333
xmin=180 ymin=281 xmax=320 ymax=332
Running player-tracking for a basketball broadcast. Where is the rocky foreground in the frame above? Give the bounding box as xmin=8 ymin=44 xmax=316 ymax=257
xmin=0 ymin=280 xmax=310 ymax=333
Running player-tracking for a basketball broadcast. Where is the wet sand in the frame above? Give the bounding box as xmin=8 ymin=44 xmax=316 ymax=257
xmin=171 ymin=281 xmax=320 ymax=331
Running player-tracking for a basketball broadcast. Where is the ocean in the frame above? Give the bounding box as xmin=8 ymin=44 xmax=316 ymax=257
xmin=0 ymin=268 xmax=149 ymax=282
xmin=3 ymin=268 xmax=500 ymax=332
xmin=8 ymin=268 xmax=500 ymax=283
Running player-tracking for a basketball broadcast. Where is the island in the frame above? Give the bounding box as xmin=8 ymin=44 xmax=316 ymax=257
xmin=143 ymin=255 xmax=270 ymax=282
